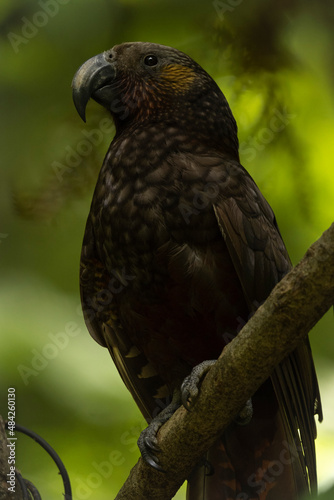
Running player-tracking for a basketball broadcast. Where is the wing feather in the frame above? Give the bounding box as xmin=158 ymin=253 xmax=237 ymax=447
xmin=80 ymin=215 xmax=168 ymax=421
xmin=212 ymin=159 xmax=322 ymax=493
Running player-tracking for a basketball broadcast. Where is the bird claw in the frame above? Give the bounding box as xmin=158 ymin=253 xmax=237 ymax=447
xmin=144 ymin=453 xmax=166 ymax=473
xmin=137 ymin=390 xmax=181 ymax=471
xmin=181 ymin=360 xmax=216 ymax=410
xmin=138 ymin=426 xmax=164 ymax=471
xmin=144 ymin=434 xmax=160 ymax=453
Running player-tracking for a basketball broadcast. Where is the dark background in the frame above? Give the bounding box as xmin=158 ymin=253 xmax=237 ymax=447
xmin=1 ymin=0 xmax=333 ymax=498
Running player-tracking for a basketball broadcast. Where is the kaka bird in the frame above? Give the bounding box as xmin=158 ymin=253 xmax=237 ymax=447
xmin=72 ymin=42 xmax=322 ymax=499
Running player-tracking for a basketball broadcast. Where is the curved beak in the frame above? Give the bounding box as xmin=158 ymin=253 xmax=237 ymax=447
xmin=72 ymin=52 xmax=116 ymax=122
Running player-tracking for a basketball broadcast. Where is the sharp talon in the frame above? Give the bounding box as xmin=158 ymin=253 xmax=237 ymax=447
xmin=182 ymin=393 xmax=195 ymax=410
xmin=187 ymin=400 xmax=194 ymax=411
xmin=145 ymin=436 xmax=160 ymax=452
xmin=146 ymin=455 xmax=166 ymax=472
xmin=181 ymin=392 xmax=190 ymax=410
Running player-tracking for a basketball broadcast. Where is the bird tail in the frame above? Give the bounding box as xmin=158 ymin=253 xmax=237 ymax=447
xmin=186 ymin=380 xmax=311 ymax=500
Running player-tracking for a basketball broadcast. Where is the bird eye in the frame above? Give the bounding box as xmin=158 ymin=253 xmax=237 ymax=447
xmin=144 ymin=55 xmax=158 ymax=67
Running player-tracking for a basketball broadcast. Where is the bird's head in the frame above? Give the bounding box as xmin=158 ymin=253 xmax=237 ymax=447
xmin=72 ymin=42 xmax=238 ymax=154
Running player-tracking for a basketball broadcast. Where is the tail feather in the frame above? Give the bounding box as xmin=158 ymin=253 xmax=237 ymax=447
xmin=186 ymin=379 xmax=310 ymax=500
xmin=187 ymin=440 xmax=239 ymax=500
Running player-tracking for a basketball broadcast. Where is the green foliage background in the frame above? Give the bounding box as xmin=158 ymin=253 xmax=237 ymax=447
xmin=0 ymin=0 xmax=333 ymax=498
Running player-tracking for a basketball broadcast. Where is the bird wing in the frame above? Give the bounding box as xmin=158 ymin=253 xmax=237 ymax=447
xmin=211 ymin=158 xmax=322 ymax=493
xmin=80 ymin=214 xmax=166 ymax=421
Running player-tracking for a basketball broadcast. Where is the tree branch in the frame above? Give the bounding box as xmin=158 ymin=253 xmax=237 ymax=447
xmin=115 ymin=223 xmax=334 ymax=500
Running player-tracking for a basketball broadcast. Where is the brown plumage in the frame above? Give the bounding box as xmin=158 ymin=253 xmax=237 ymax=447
xmin=72 ymin=42 xmax=322 ymax=499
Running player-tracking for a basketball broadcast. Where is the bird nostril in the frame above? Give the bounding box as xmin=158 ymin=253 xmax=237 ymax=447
xmin=105 ymin=51 xmax=113 ymax=61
